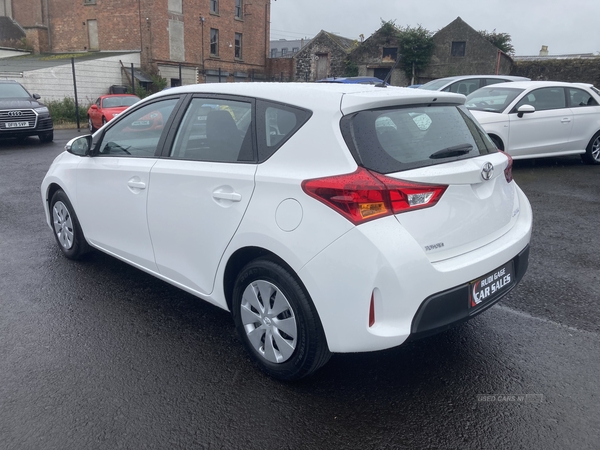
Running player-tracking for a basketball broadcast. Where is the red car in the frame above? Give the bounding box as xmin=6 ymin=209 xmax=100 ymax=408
xmin=87 ymin=94 xmax=141 ymax=132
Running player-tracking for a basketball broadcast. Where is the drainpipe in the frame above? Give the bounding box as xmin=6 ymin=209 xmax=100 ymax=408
xmin=45 ymin=0 xmax=52 ymax=51
xmin=496 ymin=50 xmax=501 ymax=75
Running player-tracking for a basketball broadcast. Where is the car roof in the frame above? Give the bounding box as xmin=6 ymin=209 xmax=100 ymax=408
xmin=434 ymin=75 xmax=530 ymax=83
xmin=149 ymin=83 xmax=466 ymax=112
xmin=316 ymin=76 xmax=384 ymax=84
xmin=476 ymin=80 xmax=593 ymax=90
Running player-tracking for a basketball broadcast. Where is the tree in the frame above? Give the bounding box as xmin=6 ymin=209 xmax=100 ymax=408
xmin=396 ymin=25 xmax=435 ymax=84
xmin=479 ymin=30 xmax=515 ymax=56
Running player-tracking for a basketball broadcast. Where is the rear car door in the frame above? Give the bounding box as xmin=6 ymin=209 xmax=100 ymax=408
xmin=507 ymin=87 xmax=573 ymax=157
xmin=75 ymin=97 xmax=181 ymax=271
xmin=566 ymin=87 xmax=600 ymax=151
xmin=147 ymin=96 xmax=256 ymax=295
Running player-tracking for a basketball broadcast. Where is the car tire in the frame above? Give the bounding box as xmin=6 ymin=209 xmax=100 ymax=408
xmin=50 ymin=190 xmax=90 ymax=260
xmin=39 ymin=131 xmax=54 ymax=143
xmin=581 ymin=131 xmax=600 ymax=165
xmin=232 ymin=258 xmax=331 ymax=380
xmin=102 ymin=117 xmax=107 ymax=126
xmin=88 ymin=116 xmax=95 ymax=133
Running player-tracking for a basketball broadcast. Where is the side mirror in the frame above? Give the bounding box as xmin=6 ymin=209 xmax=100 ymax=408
xmin=90 ymin=104 xmax=98 ymax=110
xmin=33 ymin=93 xmax=41 ymax=100
xmin=517 ymin=104 xmax=535 ymax=118
xmin=65 ymin=135 xmax=93 ymax=156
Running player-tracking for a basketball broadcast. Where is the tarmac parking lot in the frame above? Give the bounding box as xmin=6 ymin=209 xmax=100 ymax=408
xmin=1 ymin=130 xmax=599 ymax=449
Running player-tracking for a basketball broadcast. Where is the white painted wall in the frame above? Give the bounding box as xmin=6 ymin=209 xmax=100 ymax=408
xmin=158 ymin=64 xmax=198 ymax=86
xmin=0 ymin=52 xmax=140 ymax=105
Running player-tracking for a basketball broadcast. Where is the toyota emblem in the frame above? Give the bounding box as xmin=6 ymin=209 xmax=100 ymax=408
xmin=8 ymin=110 xmax=23 ymax=117
xmin=481 ymin=162 xmax=494 ymax=180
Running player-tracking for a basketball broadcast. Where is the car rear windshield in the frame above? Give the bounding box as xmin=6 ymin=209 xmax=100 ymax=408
xmin=340 ymin=104 xmax=497 ymax=173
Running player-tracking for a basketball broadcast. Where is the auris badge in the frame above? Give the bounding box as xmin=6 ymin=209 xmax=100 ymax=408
xmin=481 ymin=162 xmax=494 ymax=181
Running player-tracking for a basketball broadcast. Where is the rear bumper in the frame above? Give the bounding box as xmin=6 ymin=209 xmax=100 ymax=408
xmin=408 ymin=245 xmax=529 ymax=341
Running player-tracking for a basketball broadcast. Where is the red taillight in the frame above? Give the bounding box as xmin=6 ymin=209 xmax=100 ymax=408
xmin=369 ymin=293 xmax=375 ymax=327
xmin=301 ymin=167 xmax=447 ymax=225
xmin=501 ymin=151 xmax=513 ymax=183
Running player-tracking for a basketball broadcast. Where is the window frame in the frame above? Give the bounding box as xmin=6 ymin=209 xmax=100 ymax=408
xmin=451 ymin=41 xmax=466 ymax=57
xmin=210 ymin=0 xmax=219 ymax=14
xmin=234 ymin=33 xmax=243 ymax=59
xmin=210 ymin=28 xmax=219 ymax=56
xmin=235 ymin=0 xmax=243 ymax=19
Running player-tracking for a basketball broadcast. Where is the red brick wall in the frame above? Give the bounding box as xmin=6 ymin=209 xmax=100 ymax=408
xmin=12 ymin=0 xmax=270 ymax=80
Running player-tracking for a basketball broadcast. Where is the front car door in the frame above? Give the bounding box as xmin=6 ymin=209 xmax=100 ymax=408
xmin=147 ymin=96 xmax=256 ymax=295
xmin=75 ymin=97 xmax=181 ymax=271
xmin=507 ymin=87 xmax=573 ymax=157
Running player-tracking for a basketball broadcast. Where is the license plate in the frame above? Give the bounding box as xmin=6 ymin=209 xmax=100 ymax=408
xmin=5 ymin=122 xmax=29 ymax=128
xmin=469 ymin=261 xmax=515 ymax=308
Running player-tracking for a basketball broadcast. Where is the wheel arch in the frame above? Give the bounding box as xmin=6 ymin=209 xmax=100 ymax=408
xmin=222 ymin=246 xmax=301 ymax=312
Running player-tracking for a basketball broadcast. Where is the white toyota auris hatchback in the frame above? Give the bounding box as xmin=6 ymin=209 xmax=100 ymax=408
xmin=41 ymin=83 xmax=532 ymax=380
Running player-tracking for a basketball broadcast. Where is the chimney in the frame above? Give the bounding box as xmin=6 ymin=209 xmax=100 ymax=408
xmin=539 ymin=45 xmax=549 ymax=56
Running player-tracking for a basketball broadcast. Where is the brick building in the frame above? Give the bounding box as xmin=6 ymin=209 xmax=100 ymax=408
xmin=2 ymin=0 xmax=271 ymax=84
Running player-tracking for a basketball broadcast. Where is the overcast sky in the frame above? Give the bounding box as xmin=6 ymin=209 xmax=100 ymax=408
xmin=270 ymin=0 xmax=599 ymax=56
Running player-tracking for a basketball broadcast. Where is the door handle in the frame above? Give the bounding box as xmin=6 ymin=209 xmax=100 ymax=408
xmin=561 ymin=118 xmax=571 ymax=123
xmin=212 ymin=191 xmax=242 ymax=202
xmin=127 ymin=180 xmax=146 ymax=189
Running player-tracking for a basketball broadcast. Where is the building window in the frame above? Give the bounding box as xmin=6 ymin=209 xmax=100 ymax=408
xmin=235 ymin=0 xmax=242 ymax=19
xmin=292 ymin=47 xmax=299 ymax=53
xmin=210 ymin=0 xmax=219 ymax=14
xmin=281 ymin=48 xmax=288 ymax=56
xmin=234 ymin=33 xmax=242 ymax=59
xmin=83 ymin=0 xmax=96 ymax=4
xmin=270 ymin=48 xmax=278 ymax=58
xmin=382 ymin=47 xmax=398 ymax=62
xmin=451 ymin=41 xmax=466 ymax=57
xmin=210 ymin=28 xmax=219 ymax=56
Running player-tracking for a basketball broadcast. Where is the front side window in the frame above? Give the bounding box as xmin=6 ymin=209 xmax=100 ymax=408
xmin=210 ymin=0 xmax=219 ymax=14
xmin=451 ymin=41 xmax=466 ymax=57
xmin=568 ymin=88 xmax=597 ymax=107
xmin=210 ymin=28 xmax=219 ymax=56
xmin=170 ymin=98 xmax=253 ymax=163
xmin=341 ymin=105 xmax=496 ymax=173
xmin=445 ymin=79 xmax=482 ymax=95
xmin=97 ymin=98 xmax=178 ymax=157
xmin=234 ymin=33 xmax=242 ymax=59
xmin=513 ymin=87 xmax=566 ymax=112
xmin=235 ymin=0 xmax=242 ymax=18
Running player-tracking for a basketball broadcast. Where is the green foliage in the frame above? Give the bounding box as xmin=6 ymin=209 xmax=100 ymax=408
xmin=344 ymin=59 xmax=359 ymax=77
xmin=479 ymin=30 xmax=515 ymax=56
xmin=46 ymin=97 xmax=90 ymax=124
xmin=128 ymin=74 xmax=169 ymax=99
xmin=380 ymin=19 xmax=398 ymax=37
xmin=396 ymin=25 xmax=435 ymax=80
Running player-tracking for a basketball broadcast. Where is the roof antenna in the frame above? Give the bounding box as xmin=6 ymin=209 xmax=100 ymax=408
xmin=375 ymin=53 xmax=401 ymax=88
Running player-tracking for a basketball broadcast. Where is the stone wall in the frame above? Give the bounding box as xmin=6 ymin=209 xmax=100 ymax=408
xmin=512 ymin=58 xmax=600 ymax=86
xmin=294 ymin=32 xmax=351 ymax=82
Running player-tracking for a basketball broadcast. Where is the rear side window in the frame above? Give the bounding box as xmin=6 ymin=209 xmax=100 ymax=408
xmin=341 ymin=105 xmax=496 ymax=173
xmin=256 ymin=100 xmax=311 ymax=162
xmin=568 ymin=88 xmax=598 ymax=107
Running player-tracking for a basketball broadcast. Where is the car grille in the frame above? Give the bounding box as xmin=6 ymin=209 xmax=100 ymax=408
xmin=0 ymin=109 xmax=38 ymax=131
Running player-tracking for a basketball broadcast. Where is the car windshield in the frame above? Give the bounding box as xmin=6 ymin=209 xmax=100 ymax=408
xmin=0 ymin=83 xmax=31 ymax=98
xmin=465 ymin=87 xmax=524 ymax=113
xmin=340 ymin=104 xmax=497 ymax=173
xmin=102 ymin=96 xmax=140 ymax=108
xmin=418 ymin=79 xmax=453 ymax=91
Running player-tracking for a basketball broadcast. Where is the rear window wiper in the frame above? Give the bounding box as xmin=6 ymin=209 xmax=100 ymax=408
xmin=429 ymin=143 xmax=473 ymax=159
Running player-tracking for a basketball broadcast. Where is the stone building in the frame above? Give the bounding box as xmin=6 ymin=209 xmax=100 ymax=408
xmin=0 ymin=0 xmax=271 ymax=84
xmin=419 ymin=17 xmax=513 ymax=83
xmin=348 ymin=25 xmax=408 ymax=86
xmin=293 ymin=30 xmax=357 ymax=82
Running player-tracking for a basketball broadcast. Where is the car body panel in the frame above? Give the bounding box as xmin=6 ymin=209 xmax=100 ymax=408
xmin=41 ymin=82 xmax=532 ymax=356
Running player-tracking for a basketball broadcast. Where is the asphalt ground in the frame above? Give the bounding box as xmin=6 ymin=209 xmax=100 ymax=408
xmin=1 ymin=130 xmax=599 ymax=449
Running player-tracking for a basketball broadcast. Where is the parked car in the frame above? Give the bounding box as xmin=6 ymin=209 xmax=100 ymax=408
xmin=87 ymin=94 xmax=141 ymax=132
xmin=419 ymin=75 xmax=530 ymax=95
xmin=0 ymin=80 xmax=53 ymax=142
xmin=466 ymin=81 xmax=600 ymax=164
xmin=41 ymin=83 xmax=532 ymax=380
xmin=316 ymin=76 xmax=386 ymax=85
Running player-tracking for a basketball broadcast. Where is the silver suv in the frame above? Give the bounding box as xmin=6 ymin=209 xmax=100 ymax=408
xmin=0 ymin=80 xmax=53 ymax=142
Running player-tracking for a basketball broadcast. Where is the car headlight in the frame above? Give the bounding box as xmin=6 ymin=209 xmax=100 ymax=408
xmin=35 ymin=106 xmax=49 ymax=114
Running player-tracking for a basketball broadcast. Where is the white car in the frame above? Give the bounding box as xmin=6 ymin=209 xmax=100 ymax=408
xmin=419 ymin=75 xmax=530 ymax=95
xmin=41 ymin=83 xmax=532 ymax=380
xmin=466 ymin=81 xmax=600 ymax=164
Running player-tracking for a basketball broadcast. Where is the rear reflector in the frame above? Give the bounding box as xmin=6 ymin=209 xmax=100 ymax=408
xmin=302 ymin=167 xmax=447 ymax=225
